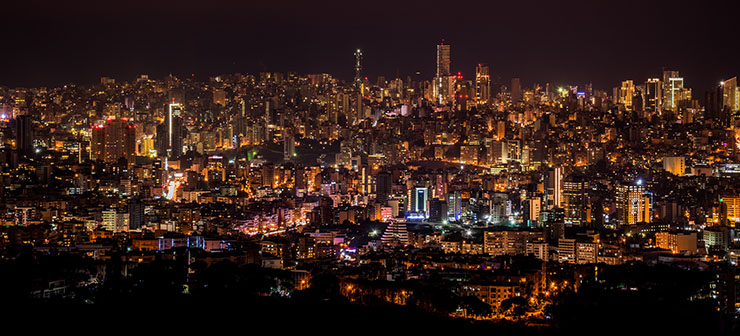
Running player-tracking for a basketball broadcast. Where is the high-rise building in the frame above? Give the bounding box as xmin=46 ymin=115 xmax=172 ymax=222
xmin=616 ymin=180 xmax=652 ymax=225
xmin=662 ymin=70 xmax=683 ymax=111
xmin=722 ymin=77 xmax=738 ymax=113
xmin=157 ymin=103 xmax=184 ymax=159
xmin=128 ymin=199 xmax=145 ymax=230
xmin=562 ymin=174 xmax=590 ymax=226
xmin=91 ymin=118 xmax=136 ymax=164
xmin=447 ymin=191 xmax=462 ymax=222
xmin=705 ymin=83 xmax=728 ymax=126
xmin=436 ymin=43 xmax=450 ymax=78
xmin=619 ymin=80 xmax=635 ymax=110
xmin=474 ymin=63 xmax=491 ymax=104
xmin=15 ymin=115 xmax=33 ymax=159
xmin=434 ymin=42 xmax=452 ymax=104
xmin=645 ymin=78 xmax=662 ymax=114
xmin=354 ymin=49 xmax=363 ymax=92
xmin=376 ymin=172 xmax=392 ymax=203
xmin=511 ymin=78 xmax=522 ymax=102
xmin=283 ymin=134 xmax=295 ymax=161
xmin=408 ymin=187 xmax=429 ymax=216
xmin=544 ymin=167 xmax=562 ymax=210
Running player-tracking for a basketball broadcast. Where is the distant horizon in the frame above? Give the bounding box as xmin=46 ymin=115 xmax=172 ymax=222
xmin=1 ymin=63 xmax=733 ymax=98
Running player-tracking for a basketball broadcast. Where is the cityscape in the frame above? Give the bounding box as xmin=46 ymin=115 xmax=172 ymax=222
xmin=2 ymin=1 xmax=740 ymax=334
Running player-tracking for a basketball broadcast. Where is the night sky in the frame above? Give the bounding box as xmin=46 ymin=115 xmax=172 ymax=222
xmin=3 ymin=0 xmax=740 ymax=94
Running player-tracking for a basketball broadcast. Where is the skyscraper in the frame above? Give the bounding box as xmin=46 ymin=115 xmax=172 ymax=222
xmin=475 ymin=63 xmax=491 ymax=104
xmin=354 ymin=49 xmax=363 ymax=92
xmin=619 ymin=80 xmax=635 ymax=110
xmin=616 ymin=180 xmax=652 ymax=225
xmin=434 ymin=41 xmax=452 ymax=104
xmin=511 ymin=78 xmax=522 ymax=102
xmin=128 ymin=199 xmax=145 ymax=230
xmin=436 ymin=43 xmax=450 ymax=77
xmin=662 ymin=70 xmax=683 ymax=111
xmin=283 ymin=133 xmax=295 ymax=161
xmin=645 ymin=78 xmax=662 ymax=114
xmin=90 ymin=118 xmax=136 ymax=164
xmin=544 ymin=167 xmax=562 ymax=210
xmin=376 ymin=171 xmax=392 ymax=203
xmin=562 ymin=174 xmax=590 ymax=226
xmin=15 ymin=115 xmax=33 ymax=160
xmin=157 ymin=103 xmax=184 ymax=159
xmin=722 ymin=77 xmax=738 ymax=113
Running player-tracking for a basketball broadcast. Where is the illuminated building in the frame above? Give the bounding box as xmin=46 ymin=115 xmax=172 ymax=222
xmin=721 ymin=76 xmax=738 ymax=113
xmin=462 ymin=283 xmax=520 ymax=309
xmin=720 ymin=196 xmax=740 ymax=225
xmin=484 ymin=230 xmax=544 ymax=256
xmin=380 ymin=220 xmax=408 ymax=247
xmin=213 ymin=88 xmax=226 ymax=106
xmin=663 ymin=156 xmax=686 ymax=176
xmin=576 ymin=241 xmax=598 ymax=264
xmin=354 ymin=49 xmax=363 ymax=92
xmin=447 ymin=192 xmax=462 ymax=222
xmin=655 ymin=231 xmax=697 ymax=254
xmin=616 ymin=181 xmax=652 ymax=225
xmin=562 ymin=175 xmax=590 ymax=226
xmin=558 ymin=238 xmax=576 ymax=263
xmin=90 ymin=118 xmax=136 ymax=164
xmin=544 ymin=167 xmax=562 ymax=210
xmin=408 ymin=187 xmax=429 ymax=217
xmin=460 ymin=145 xmax=478 ymax=164
xmin=156 ymin=103 xmax=184 ymax=159
xmin=662 ymin=70 xmax=683 ymax=111
xmin=434 ymin=41 xmax=452 ymax=104
xmin=619 ymin=80 xmax=635 ymax=110
xmin=645 ymin=78 xmax=662 ymax=114
xmin=474 ymin=63 xmax=490 ymax=104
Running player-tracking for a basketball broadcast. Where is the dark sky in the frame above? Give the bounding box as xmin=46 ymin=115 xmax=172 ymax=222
xmin=3 ymin=0 xmax=740 ymax=94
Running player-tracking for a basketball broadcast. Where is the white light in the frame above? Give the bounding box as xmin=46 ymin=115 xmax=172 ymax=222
xmin=636 ymin=179 xmax=643 ymax=185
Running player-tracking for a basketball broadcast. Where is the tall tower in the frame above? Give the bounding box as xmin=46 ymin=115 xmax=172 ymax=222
xmin=662 ymin=70 xmax=682 ymax=111
xmin=511 ymin=78 xmax=522 ymax=102
xmin=619 ymin=80 xmax=635 ymax=110
xmin=722 ymin=77 xmax=738 ymax=113
xmin=436 ymin=43 xmax=451 ymax=77
xmin=645 ymin=78 xmax=662 ymax=115
xmin=354 ymin=49 xmax=363 ymax=92
xmin=475 ymin=63 xmax=491 ymax=104
xmin=15 ymin=114 xmax=33 ymax=160
xmin=434 ymin=41 xmax=452 ymax=104
xmin=157 ymin=103 xmax=184 ymax=159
